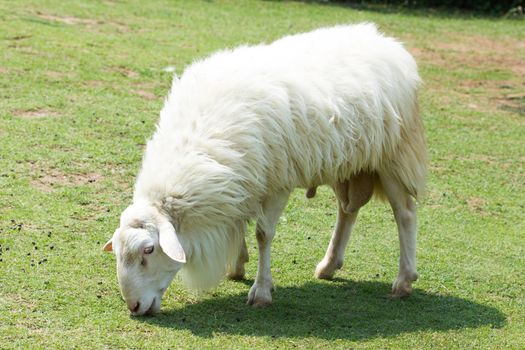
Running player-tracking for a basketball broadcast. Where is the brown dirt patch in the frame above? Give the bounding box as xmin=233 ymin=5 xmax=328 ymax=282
xmin=45 ymin=71 xmax=74 ymax=81
xmin=13 ymin=109 xmax=60 ymax=119
xmin=112 ymin=66 xmax=139 ymax=78
xmin=3 ymin=294 xmax=37 ymax=312
xmin=35 ymin=12 xmax=130 ymax=33
xmin=425 ymin=189 xmax=445 ymax=209
xmin=6 ymin=45 xmax=42 ymax=56
xmin=410 ymin=46 xmax=448 ymax=68
xmin=84 ymin=80 xmax=108 ymax=88
xmin=36 ymin=13 xmax=100 ymax=26
xmin=32 ymin=168 xmax=103 ymax=193
xmin=133 ymin=89 xmax=156 ymax=100
xmin=495 ymin=95 xmax=525 ymax=116
xmin=467 ymin=197 xmax=488 ymax=214
xmin=414 ymin=34 xmax=525 ymax=74
xmin=413 ymin=33 xmax=525 ymax=117
xmin=129 ymin=80 xmax=159 ymax=100
xmin=440 ymin=154 xmax=516 ymax=169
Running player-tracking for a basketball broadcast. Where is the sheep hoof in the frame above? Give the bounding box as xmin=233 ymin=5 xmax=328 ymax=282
xmin=391 ymin=284 xmax=412 ymax=298
xmin=252 ymin=298 xmax=272 ymax=308
xmin=227 ymin=269 xmax=246 ymax=281
xmin=227 ymin=253 xmax=248 ymax=280
xmin=391 ymin=272 xmax=418 ymax=297
xmin=314 ymin=258 xmax=343 ymax=280
xmin=247 ymin=283 xmax=273 ymax=307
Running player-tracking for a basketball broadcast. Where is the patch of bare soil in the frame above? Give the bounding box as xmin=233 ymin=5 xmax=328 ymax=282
xmin=35 ymin=12 xmax=130 ymax=33
xmin=36 ymin=13 xmax=100 ymax=26
xmin=414 ymin=34 xmax=525 ymax=74
xmin=84 ymin=80 xmax=108 ymax=88
xmin=6 ymin=45 xmax=42 ymax=56
xmin=112 ymin=66 xmax=139 ymax=78
xmin=128 ymin=80 xmax=159 ymax=100
xmin=467 ymin=197 xmax=488 ymax=215
xmin=13 ymin=109 xmax=60 ymax=119
xmin=31 ymin=168 xmax=103 ymax=193
xmin=437 ymin=37 xmax=524 ymax=73
xmin=45 ymin=71 xmax=74 ymax=81
xmin=4 ymin=294 xmax=37 ymax=312
xmin=413 ymin=33 xmax=525 ymax=116
xmin=133 ymin=89 xmax=156 ymax=100
xmin=497 ymin=102 xmax=525 ymax=116
xmin=440 ymin=154 xmax=516 ymax=170
xmin=425 ymin=189 xmax=446 ymax=209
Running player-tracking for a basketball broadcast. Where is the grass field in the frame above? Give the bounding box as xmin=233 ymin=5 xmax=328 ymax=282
xmin=1 ymin=0 xmax=524 ymax=349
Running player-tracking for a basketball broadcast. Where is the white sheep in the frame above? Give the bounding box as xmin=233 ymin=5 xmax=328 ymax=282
xmin=104 ymin=23 xmax=427 ymax=316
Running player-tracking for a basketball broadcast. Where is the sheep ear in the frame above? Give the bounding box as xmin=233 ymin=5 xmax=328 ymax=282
xmin=103 ymin=240 xmax=113 ymax=252
xmin=158 ymin=221 xmax=186 ymax=263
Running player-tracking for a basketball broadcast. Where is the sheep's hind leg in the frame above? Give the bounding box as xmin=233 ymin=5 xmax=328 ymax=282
xmin=227 ymin=236 xmax=249 ymax=280
xmin=315 ymin=172 xmax=374 ymax=280
xmin=247 ymin=192 xmax=290 ymax=307
xmin=380 ymin=174 xmax=419 ymax=297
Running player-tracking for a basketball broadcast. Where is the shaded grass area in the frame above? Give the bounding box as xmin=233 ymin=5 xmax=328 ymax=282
xmin=1 ymin=0 xmax=524 ymax=349
xmin=144 ymin=280 xmax=505 ymax=340
xmin=298 ymin=0 xmax=525 ymax=17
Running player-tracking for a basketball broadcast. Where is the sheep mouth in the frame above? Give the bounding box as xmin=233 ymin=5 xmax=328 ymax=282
xmin=132 ymin=297 xmax=158 ymax=317
xmin=144 ymin=298 xmax=157 ymax=315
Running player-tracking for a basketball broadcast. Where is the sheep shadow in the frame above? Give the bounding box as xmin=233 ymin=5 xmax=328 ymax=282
xmin=139 ymin=279 xmax=505 ymax=340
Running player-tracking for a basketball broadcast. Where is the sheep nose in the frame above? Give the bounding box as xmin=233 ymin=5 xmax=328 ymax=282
xmin=127 ymin=301 xmax=140 ymax=313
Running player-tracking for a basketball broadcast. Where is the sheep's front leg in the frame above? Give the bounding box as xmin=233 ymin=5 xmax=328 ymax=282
xmin=315 ymin=204 xmax=358 ymax=279
xmin=247 ymin=192 xmax=290 ymax=307
xmin=315 ymin=173 xmax=374 ymax=279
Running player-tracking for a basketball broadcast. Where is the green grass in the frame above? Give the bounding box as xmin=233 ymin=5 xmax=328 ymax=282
xmin=1 ymin=0 xmax=524 ymax=349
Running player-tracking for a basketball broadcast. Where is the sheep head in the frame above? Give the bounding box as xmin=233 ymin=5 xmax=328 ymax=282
xmin=103 ymin=202 xmax=186 ymax=316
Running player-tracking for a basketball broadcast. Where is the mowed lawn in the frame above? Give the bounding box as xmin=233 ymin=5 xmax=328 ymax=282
xmin=1 ymin=0 xmax=524 ymax=349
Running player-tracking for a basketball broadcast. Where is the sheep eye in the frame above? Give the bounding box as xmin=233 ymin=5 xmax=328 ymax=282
xmin=144 ymin=246 xmax=154 ymax=255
